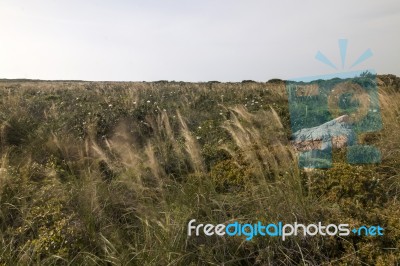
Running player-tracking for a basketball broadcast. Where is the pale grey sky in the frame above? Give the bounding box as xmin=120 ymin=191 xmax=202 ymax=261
xmin=0 ymin=0 xmax=399 ymax=81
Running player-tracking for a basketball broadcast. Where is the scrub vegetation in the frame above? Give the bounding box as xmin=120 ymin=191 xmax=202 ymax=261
xmin=0 ymin=76 xmax=399 ymax=265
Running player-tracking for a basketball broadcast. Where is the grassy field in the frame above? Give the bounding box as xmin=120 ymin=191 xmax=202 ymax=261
xmin=0 ymin=76 xmax=399 ymax=265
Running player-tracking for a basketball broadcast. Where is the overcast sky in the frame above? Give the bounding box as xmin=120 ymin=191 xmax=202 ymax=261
xmin=0 ymin=0 xmax=399 ymax=81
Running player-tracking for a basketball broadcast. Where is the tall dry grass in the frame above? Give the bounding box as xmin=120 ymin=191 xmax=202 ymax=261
xmin=0 ymin=79 xmax=398 ymax=265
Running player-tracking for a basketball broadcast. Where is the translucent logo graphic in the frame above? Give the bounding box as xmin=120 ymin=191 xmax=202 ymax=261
xmin=287 ymin=39 xmax=382 ymax=168
xmin=187 ymin=219 xmax=384 ymax=241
